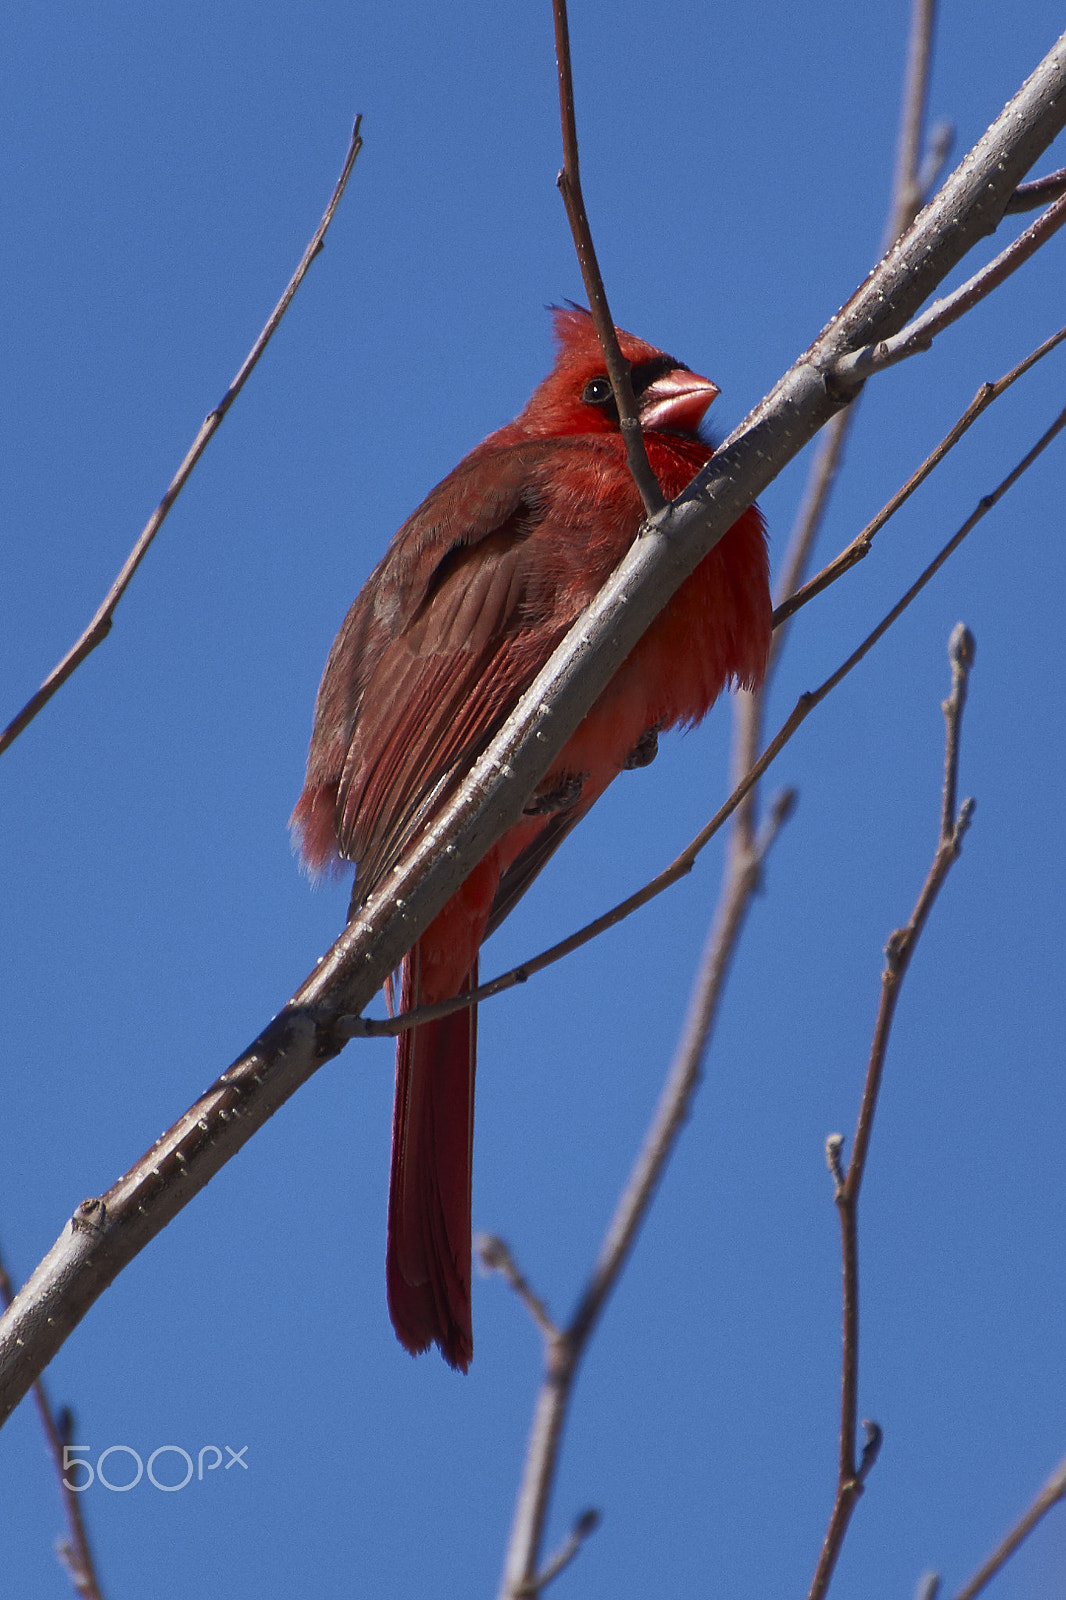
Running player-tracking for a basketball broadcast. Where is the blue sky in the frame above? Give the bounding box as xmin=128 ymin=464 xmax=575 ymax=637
xmin=3 ymin=4 xmax=1065 ymax=1597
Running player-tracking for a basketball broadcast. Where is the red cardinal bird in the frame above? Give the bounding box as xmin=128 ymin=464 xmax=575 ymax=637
xmin=292 ymin=307 xmax=771 ymax=1369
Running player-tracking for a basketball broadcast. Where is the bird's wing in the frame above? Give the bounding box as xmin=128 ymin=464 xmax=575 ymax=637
xmin=327 ymin=441 xmax=596 ymax=908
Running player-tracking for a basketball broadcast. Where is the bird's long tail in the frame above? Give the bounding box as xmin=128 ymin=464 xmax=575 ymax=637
xmin=385 ymin=933 xmax=480 ymax=1371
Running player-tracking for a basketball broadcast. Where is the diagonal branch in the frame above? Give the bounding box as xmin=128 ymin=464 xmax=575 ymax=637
xmin=950 ymin=1454 xmax=1066 ymax=1600
xmin=834 ymin=191 xmax=1066 ymax=386
xmin=774 ymin=322 xmax=1066 ymax=628
xmin=0 ymin=117 xmax=363 ymax=759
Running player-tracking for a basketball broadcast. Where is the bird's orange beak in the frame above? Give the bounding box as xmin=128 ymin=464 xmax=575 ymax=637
xmin=640 ymin=368 xmax=719 ymax=433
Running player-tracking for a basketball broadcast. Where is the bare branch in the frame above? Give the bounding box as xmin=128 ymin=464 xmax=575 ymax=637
xmin=808 ymin=626 xmax=977 ymax=1600
xmin=0 ymin=1249 xmax=105 ymax=1600
xmin=498 ymin=791 xmax=795 ymax=1598
xmin=476 ymin=1235 xmax=559 ymax=1343
xmin=950 ymin=1455 xmax=1066 ymax=1600
xmin=775 ymin=324 xmax=1066 ymax=629
xmin=550 ymin=0 xmax=664 ymax=515
xmin=1005 ymin=163 xmax=1066 ymax=212
xmin=4 ymin=39 xmax=1066 ymax=1429
xmin=772 ymin=412 xmax=851 ymax=628
xmin=835 ymin=192 xmax=1066 ymax=386
xmin=512 ymin=1510 xmax=600 ymax=1597
xmin=0 ymin=117 xmax=364 ymax=759
xmin=732 ymin=401 xmax=850 ymax=851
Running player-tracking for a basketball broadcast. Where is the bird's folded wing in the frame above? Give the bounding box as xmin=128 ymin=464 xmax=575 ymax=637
xmin=333 ymin=443 xmax=587 ymax=906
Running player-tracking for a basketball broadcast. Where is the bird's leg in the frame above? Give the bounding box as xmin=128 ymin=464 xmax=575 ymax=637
xmin=523 ymin=770 xmax=586 ymax=817
xmin=624 ymin=723 xmax=661 ymax=769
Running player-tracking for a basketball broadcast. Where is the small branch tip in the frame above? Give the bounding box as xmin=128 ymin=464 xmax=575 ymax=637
xmin=476 ymin=1233 xmax=558 ymax=1341
xmin=773 ymin=787 xmax=800 ymax=826
xmin=513 ymin=1505 xmax=601 ymax=1595
xmin=475 ymin=1233 xmax=512 ymax=1274
xmin=858 ymin=1418 xmax=883 ymax=1481
xmin=825 ymin=1133 xmax=846 ymax=1188
xmin=884 ymin=928 xmax=908 ymax=972
xmin=949 ymin=622 xmax=976 ymax=669
xmin=954 ymin=796 xmax=976 ymax=842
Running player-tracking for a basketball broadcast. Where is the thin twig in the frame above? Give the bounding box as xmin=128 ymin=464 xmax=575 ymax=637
xmin=550 ymin=0 xmax=664 ymax=516
xmin=835 ymin=192 xmax=1066 ymax=387
xmin=0 ymin=117 xmax=364 ymax=759
xmin=0 ymin=1249 xmax=105 ymax=1600
xmin=1005 ymin=164 xmax=1066 ymax=213
xmin=775 ymin=323 xmax=1066 ymax=629
xmin=808 ymin=623 xmax=978 ymax=1600
xmin=344 ymin=362 xmax=1066 ymax=1045
xmin=569 ymin=791 xmax=795 ymax=1348
xmin=512 ymin=1510 xmax=601 ymax=1596
xmin=476 ymin=1236 xmax=559 ymax=1343
xmin=498 ymin=793 xmax=795 ymax=1599
xmin=950 ymin=1454 xmax=1066 ymax=1600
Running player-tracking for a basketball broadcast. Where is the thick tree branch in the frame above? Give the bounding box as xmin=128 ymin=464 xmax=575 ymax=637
xmin=2 ymin=36 xmax=1064 ymax=1428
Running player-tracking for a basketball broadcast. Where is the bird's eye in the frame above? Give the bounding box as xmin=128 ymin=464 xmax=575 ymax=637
xmin=582 ymin=376 xmax=613 ymax=406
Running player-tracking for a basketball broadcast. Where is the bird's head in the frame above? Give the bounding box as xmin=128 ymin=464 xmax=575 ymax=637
xmin=513 ymin=304 xmax=719 ymax=440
